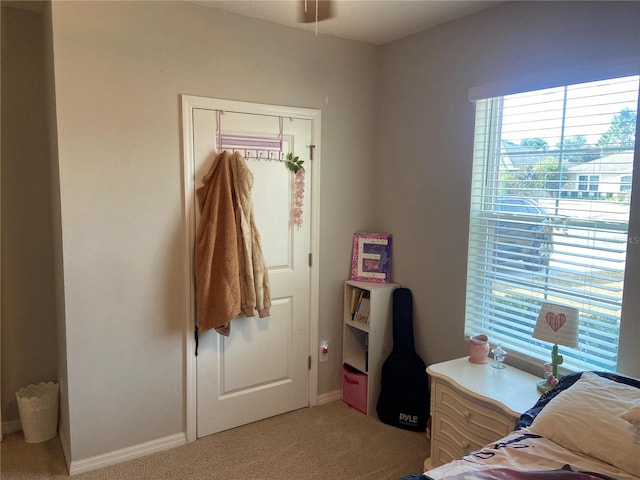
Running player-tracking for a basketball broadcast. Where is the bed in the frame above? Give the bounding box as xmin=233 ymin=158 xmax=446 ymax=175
xmin=402 ymin=371 xmax=640 ymax=480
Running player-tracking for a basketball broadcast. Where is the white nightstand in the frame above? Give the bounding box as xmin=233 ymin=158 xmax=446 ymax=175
xmin=425 ymin=357 xmax=540 ymax=469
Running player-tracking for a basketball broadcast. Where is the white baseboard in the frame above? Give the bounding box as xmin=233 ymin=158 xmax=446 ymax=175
xmin=2 ymin=418 xmax=22 ymax=436
xmin=59 ymin=425 xmax=71 ymax=473
xmin=317 ymin=389 xmax=342 ymax=405
xmin=69 ymin=432 xmax=186 ymax=476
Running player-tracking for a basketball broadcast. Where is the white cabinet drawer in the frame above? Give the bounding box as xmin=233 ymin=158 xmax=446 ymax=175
xmin=431 ymin=409 xmax=494 ymax=457
xmin=433 ymin=382 xmax=514 ymax=440
xmin=426 ymin=358 xmax=540 ymax=469
xmin=430 ymin=435 xmax=464 ymax=467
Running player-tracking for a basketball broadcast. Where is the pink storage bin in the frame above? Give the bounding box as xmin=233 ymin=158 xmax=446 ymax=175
xmin=343 ymin=364 xmax=368 ymax=414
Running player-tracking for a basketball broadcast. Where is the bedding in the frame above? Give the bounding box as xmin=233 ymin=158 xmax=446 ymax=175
xmin=402 ymin=371 xmax=640 ymax=480
xmin=528 ymin=372 xmax=640 ymax=476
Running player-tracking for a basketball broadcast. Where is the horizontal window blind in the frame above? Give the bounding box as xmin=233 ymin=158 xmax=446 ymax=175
xmin=465 ymin=75 xmax=639 ymax=372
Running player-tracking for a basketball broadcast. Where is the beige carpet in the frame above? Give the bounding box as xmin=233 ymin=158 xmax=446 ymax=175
xmin=1 ymin=401 xmax=429 ymax=479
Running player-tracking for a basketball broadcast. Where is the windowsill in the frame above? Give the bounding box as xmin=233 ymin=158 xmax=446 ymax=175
xmin=491 ymin=346 xmax=577 ymax=380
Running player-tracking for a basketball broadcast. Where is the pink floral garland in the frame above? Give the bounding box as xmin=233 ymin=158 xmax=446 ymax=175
xmin=293 ymin=167 xmax=305 ymax=229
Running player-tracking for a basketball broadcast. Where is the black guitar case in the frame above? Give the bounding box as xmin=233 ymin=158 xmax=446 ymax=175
xmin=376 ymin=288 xmax=430 ymax=431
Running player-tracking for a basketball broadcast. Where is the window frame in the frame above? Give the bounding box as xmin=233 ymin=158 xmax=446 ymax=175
xmin=464 ymin=76 xmax=638 ymax=374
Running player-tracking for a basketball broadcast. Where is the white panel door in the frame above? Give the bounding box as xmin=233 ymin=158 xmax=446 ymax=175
xmin=187 ymin=102 xmax=316 ymax=438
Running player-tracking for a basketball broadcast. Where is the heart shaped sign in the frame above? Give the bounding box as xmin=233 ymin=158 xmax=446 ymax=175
xmin=546 ymin=312 xmax=566 ymax=332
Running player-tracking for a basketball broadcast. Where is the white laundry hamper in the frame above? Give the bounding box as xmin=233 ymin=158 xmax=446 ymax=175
xmin=15 ymin=382 xmax=59 ymax=443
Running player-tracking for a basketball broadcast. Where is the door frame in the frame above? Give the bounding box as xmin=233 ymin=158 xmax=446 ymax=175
xmin=180 ymin=95 xmax=321 ymax=443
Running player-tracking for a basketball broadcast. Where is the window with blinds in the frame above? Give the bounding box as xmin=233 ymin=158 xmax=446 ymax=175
xmin=465 ymin=74 xmax=639 ymax=372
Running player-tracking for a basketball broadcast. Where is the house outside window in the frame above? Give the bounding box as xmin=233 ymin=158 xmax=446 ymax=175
xmin=465 ymin=74 xmax=639 ymax=373
xmin=577 ymin=174 xmax=599 ymax=191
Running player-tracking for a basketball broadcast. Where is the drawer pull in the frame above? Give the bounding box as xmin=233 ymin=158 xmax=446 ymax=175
xmin=463 ymin=410 xmax=471 ymax=420
xmin=461 ymin=441 xmax=470 ymax=450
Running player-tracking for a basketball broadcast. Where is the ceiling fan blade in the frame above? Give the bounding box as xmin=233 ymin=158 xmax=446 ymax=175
xmin=298 ymin=0 xmax=334 ymax=23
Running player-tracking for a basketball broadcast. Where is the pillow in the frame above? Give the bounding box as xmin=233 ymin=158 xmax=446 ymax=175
xmin=529 ymin=372 xmax=640 ymax=476
xmin=622 ymin=401 xmax=640 ymax=445
xmin=622 ymin=400 xmax=640 ymax=423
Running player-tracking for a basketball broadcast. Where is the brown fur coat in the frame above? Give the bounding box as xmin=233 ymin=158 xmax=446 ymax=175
xmin=195 ymin=151 xmax=271 ymax=336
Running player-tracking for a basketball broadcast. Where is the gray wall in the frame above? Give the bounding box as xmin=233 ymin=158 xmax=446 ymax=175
xmin=48 ymin=0 xmax=378 ymax=461
xmin=377 ymin=1 xmax=640 ymax=376
xmin=3 ymin=0 xmax=640 ymax=467
xmin=1 ymin=4 xmax=58 ymax=428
